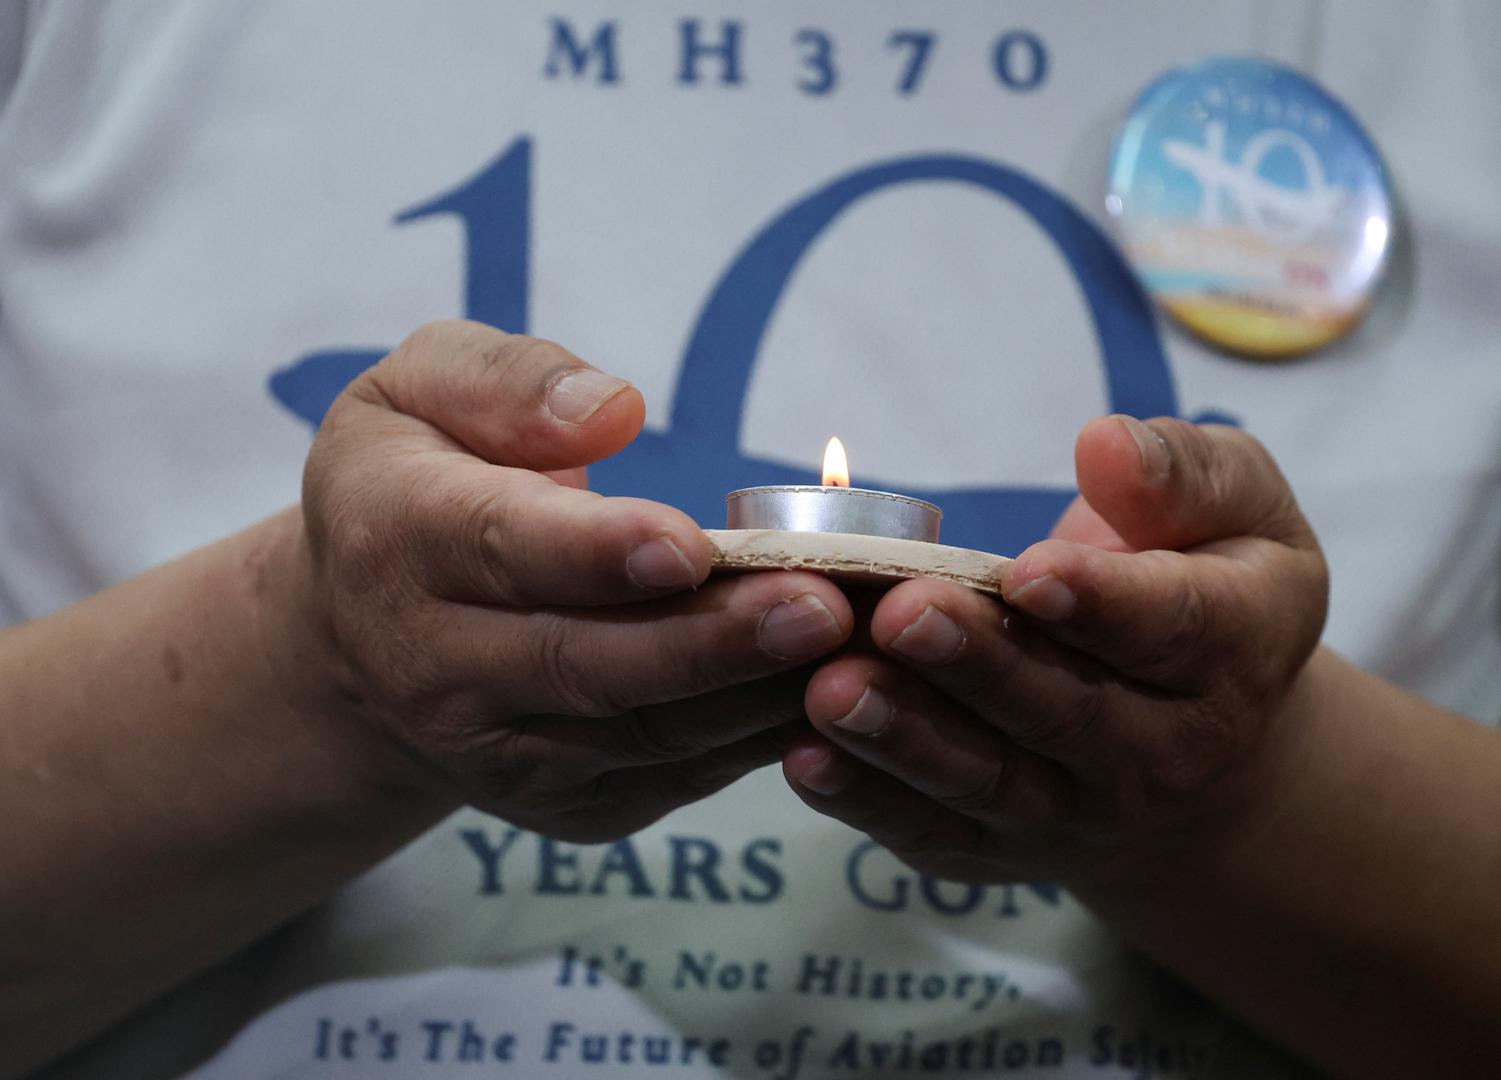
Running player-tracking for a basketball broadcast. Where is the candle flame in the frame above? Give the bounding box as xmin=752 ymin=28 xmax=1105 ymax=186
xmin=822 ymin=436 xmax=850 ymax=487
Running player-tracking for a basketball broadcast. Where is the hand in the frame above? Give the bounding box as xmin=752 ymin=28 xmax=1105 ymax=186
xmin=292 ymin=320 xmax=854 ymax=841
xmin=781 ymin=415 xmax=1328 ymax=888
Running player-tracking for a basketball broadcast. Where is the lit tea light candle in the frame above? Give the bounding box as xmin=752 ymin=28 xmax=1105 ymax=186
xmin=705 ymin=438 xmax=1010 ymax=595
xmin=724 ymin=437 xmax=943 ymax=542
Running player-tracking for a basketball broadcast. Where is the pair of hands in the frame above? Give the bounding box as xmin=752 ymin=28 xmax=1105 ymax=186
xmin=294 ymin=320 xmax=1327 ymax=890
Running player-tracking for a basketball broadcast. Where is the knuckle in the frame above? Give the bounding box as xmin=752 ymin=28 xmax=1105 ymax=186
xmin=534 ymin=614 xmax=618 ymax=718
xmin=331 ymin=515 xmax=392 ymax=585
xmin=383 ymin=321 xmax=555 ymax=421
xmin=304 ymin=506 xmax=445 ymax=707
xmin=317 ymin=374 xmax=382 ymax=434
xmin=335 ymin=605 xmax=448 ymax=721
xmin=471 ymin=331 xmax=536 ymax=381
xmin=407 ymin=470 xmax=559 ymax=608
xmin=1011 ymin=677 xmax=1108 ymax=758
xmin=364 ymin=321 xmax=467 ymax=404
xmin=1162 ymin=419 xmax=1234 ymax=509
xmin=618 ymin=710 xmax=701 ymax=764
xmin=1061 ymin=679 xmax=1110 ymax=748
xmin=319 ymin=480 xmax=407 ymax=590
xmin=1156 ymin=415 xmax=1208 ymax=465
xmin=400 ymin=319 xmax=507 ymax=369
xmin=1236 ymin=436 xmax=1304 ymax=531
xmin=1140 ymin=702 xmax=1240 ymax=802
xmin=653 ymin=623 xmax=739 ymax=702
xmin=474 ymin=334 xmax=570 ymax=401
xmin=1164 ymin=577 xmax=1214 ymax=656
xmin=1192 ymin=424 xmax=1316 ymax=545
xmin=1266 ymin=486 xmax=1317 ymax=549
xmin=941 ymin=764 xmax=1008 ymax=818
xmin=454 ymin=486 xmax=535 ymax=607
xmin=1131 ymin=573 xmax=1218 ymax=686
xmin=402 ymin=686 xmax=497 ymax=765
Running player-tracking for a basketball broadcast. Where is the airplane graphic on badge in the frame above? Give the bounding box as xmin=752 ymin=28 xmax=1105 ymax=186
xmin=1108 ymin=56 xmax=1395 ymax=358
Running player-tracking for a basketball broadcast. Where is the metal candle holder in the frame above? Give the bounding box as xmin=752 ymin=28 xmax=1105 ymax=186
xmin=707 ymin=446 xmax=1009 ymax=595
xmin=724 ymin=485 xmax=942 ymax=542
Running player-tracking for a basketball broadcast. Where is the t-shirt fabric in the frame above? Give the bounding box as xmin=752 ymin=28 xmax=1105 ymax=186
xmin=2 ymin=2 xmax=1498 ymax=1077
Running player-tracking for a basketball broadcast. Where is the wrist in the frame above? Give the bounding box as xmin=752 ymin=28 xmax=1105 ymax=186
xmin=249 ymin=507 xmax=459 ymax=815
xmin=1069 ymin=647 xmax=1339 ymax=904
xmin=1066 ymin=651 xmax=1501 ymax=1076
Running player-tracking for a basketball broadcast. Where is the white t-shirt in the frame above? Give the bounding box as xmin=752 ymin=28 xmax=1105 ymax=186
xmin=2 ymin=2 xmax=1497 ymax=1077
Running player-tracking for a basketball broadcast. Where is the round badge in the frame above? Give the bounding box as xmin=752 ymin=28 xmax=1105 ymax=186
xmin=1108 ymin=57 xmax=1394 ymax=358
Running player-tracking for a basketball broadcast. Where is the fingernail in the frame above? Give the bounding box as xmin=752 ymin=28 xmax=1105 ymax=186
xmin=626 ymin=536 xmax=698 ymax=590
xmin=1117 ymin=415 xmax=1171 ymax=484
xmin=758 ymin=594 xmax=843 ymax=661
xmin=833 ymin=686 xmax=893 ymax=737
xmin=798 ymin=750 xmax=852 ymax=796
xmin=1008 ymin=574 xmax=1076 ymax=622
xmin=888 ymin=605 xmax=965 ymax=664
xmin=547 ymin=369 xmax=630 ymax=425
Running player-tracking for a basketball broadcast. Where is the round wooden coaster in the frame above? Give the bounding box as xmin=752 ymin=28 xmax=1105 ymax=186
xmin=704 ymin=529 xmax=1011 ymax=595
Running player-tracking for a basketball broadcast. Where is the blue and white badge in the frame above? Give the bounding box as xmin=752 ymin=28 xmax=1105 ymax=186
xmin=1109 ymin=57 xmax=1394 ymax=357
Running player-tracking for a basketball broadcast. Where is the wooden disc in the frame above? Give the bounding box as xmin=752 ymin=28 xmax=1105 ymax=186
xmin=704 ymin=529 xmax=1012 ymax=595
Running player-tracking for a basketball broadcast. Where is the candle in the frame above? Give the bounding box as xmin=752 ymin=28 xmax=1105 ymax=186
xmin=724 ymin=438 xmax=943 ymax=543
xmin=707 ymin=437 xmax=1007 ymax=596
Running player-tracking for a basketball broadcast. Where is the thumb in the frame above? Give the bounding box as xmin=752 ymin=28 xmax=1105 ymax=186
xmin=999 ymin=416 xmax=1327 ymax=688
xmin=1072 ymin=415 xmax=1315 ymax=553
xmin=342 ymin=319 xmax=645 ymax=472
